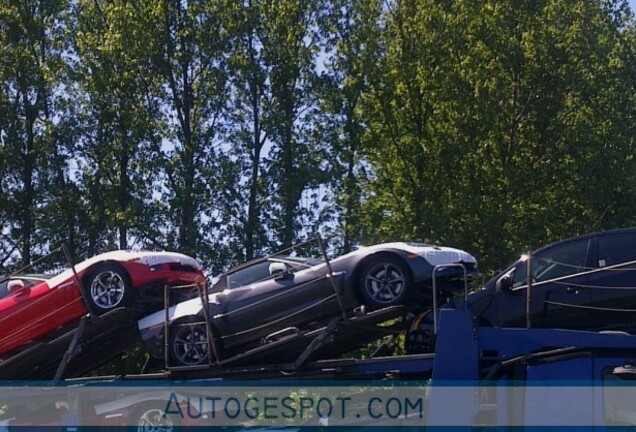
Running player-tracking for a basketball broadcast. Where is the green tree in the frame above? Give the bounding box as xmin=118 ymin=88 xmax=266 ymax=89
xmin=317 ymin=0 xmax=383 ymax=253
xmin=0 ymin=0 xmax=68 ymax=268
xmin=357 ymin=0 xmax=636 ymax=272
xmin=450 ymin=0 xmax=636 ymax=269
xmin=258 ymin=0 xmax=328 ymax=249
xmin=357 ymin=0 xmax=462 ymax=244
xmin=223 ymin=0 xmax=333 ymax=262
xmin=224 ymin=0 xmax=272 ymax=262
xmin=144 ymin=0 xmax=230 ymax=265
xmin=70 ymin=0 xmax=165 ymax=255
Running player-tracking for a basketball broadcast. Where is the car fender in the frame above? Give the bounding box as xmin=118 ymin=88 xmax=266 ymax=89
xmin=138 ymin=297 xmax=205 ymax=331
xmin=350 ymin=248 xmax=431 ymax=284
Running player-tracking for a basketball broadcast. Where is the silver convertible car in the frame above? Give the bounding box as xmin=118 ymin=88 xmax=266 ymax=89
xmin=138 ymin=242 xmax=478 ymax=366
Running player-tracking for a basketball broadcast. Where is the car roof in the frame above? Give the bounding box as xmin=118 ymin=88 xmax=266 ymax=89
xmin=222 ymin=254 xmax=321 ymax=276
xmin=533 ymin=227 xmax=636 ymax=255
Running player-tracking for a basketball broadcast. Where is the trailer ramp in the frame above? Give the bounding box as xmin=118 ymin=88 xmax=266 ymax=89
xmin=166 ymin=305 xmax=410 ymax=373
xmin=0 ymin=308 xmax=142 ymax=380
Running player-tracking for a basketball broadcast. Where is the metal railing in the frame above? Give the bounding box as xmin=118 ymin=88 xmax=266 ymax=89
xmin=161 ymin=234 xmax=342 ymax=370
xmin=431 ymin=263 xmax=470 ymax=335
xmin=162 ymin=281 xmax=219 ymax=370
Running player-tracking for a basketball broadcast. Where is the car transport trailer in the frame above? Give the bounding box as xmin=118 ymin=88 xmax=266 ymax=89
xmin=4 ymin=253 xmax=636 ymax=429
xmin=4 ymin=306 xmax=636 ymax=429
xmin=0 ymin=235 xmax=472 ymax=380
xmin=0 ymin=283 xmax=413 ymax=380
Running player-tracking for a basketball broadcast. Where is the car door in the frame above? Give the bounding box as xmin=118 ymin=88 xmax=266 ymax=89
xmin=496 ymin=239 xmax=592 ymax=328
xmin=214 ymin=260 xmax=331 ymax=346
xmin=0 ymin=278 xmax=57 ymax=356
xmin=586 ymin=233 xmax=636 ymax=330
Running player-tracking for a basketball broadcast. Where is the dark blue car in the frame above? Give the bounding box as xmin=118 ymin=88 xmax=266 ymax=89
xmin=464 ymin=227 xmax=636 ymax=331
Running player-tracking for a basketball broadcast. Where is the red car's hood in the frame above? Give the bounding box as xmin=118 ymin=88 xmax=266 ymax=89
xmin=45 ymin=250 xmax=202 ymax=289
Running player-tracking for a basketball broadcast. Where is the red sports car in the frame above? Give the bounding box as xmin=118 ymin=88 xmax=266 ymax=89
xmin=0 ymin=250 xmax=205 ymax=360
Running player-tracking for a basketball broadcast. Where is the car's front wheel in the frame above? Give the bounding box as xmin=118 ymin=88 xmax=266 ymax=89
xmin=169 ymin=318 xmax=211 ymax=367
xmin=84 ymin=264 xmax=134 ymax=315
xmin=358 ymin=255 xmax=412 ymax=309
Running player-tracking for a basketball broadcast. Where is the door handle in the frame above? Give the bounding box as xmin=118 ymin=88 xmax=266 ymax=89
xmin=565 ymin=286 xmax=579 ymax=294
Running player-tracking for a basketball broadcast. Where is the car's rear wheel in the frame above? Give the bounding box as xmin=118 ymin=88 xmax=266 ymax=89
xmin=169 ymin=317 xmax=211 ymax=367
xmin=359 ymin=255 xmax=412 ymax=309
xmin=84 ymin=263 xmax=134 ymax=315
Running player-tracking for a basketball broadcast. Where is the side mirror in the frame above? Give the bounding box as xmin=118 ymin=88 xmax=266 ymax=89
xmin=8 ymin=279 xmax=26 ymax=294
xmin=495 ymin=271 xmax=513 ymax=293
xmin=269 ymin=262 xmax=292 ymax=279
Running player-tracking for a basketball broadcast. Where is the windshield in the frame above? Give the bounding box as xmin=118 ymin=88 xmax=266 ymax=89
xmin=508 ymin=239 xmax=590 ymax=289
xmin=0 ymin=275 xmax=50 ymax=300
xmin=211 ymin=255 xmax=324 ymax=292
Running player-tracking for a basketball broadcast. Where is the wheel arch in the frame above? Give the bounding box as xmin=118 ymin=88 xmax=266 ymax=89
xmin=170 ymin=312 xmax=208 ymax=327
xmin=84 ymin=260 xmax=131 ymax=282
xmin=349 ymin=251 xmax=414 ymax=301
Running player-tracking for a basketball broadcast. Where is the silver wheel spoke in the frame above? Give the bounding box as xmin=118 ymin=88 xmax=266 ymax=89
xmin=90 ymin=271 xmax=126 ymax=309
xmin=138 ymin=409 xmax=172 ymax=432
xmin=174 ymin=335 xmax=189 ymax=346
xmin=364 ymin=263 xmax=406 ymax=304
xmin=195 ymin=345 xmax=207 ymax=358
xmin=174 ymin=326 xmax=208 ymax=365
xmin=96 ymin=278 xmax=110 ymax=290
xmin=104 ymin=293 xmax=114 ymax=307
xmin=387 ymin=275 xmax=403 ymax=284
xmin=98 ymin=291 xmax=111 ymax=306
xmin=379 ymin=286 xmax=392 ymax=299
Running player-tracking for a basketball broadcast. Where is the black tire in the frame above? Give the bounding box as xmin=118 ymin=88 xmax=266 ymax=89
xmin=358 ymin=255 xmax=413 ymax=309
xmin=127 ymin=401 xmax=181 ymax=432
xmin=84 ymin=263 xmax=134 ymax=315
xmin=169 ymin=317 xmax=211 ymax=367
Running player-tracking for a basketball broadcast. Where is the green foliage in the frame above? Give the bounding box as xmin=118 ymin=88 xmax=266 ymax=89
xmin=356 ymin=0 xmax=636 ymax=271
xmin=0 ymin=0 xmax=69 ymax=268
xmin=86 ymin=343 xmax=151 ymax=376
xmin=0 ymin=0 xmax=635 ymax=280
xmin=316 ymin=0 xmax=383 ymax=254
xmin=70 ymin=0 xmax=171 ymax=254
